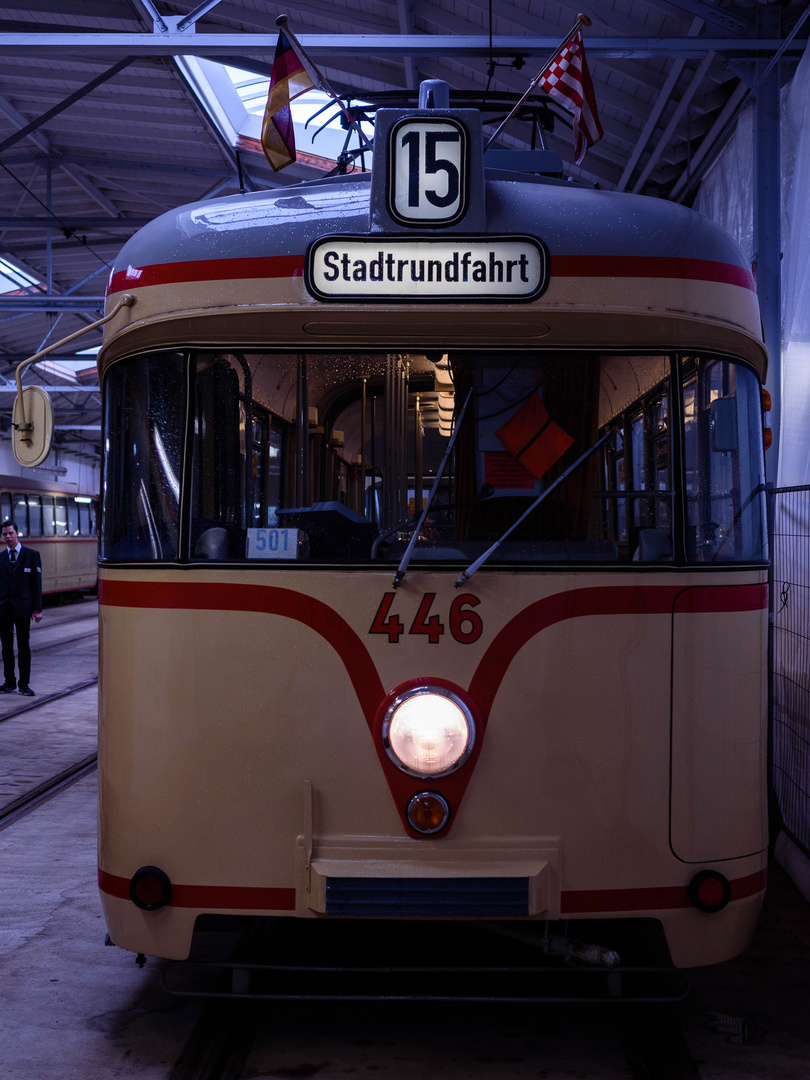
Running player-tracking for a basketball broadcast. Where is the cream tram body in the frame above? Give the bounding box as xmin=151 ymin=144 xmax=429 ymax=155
xmin=0 ymin=477 xmax=98 ymax=595
xmin=97 ymin=98 xmax=768 ymax=969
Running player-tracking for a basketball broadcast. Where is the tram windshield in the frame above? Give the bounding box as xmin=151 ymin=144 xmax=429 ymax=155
xmin=101 ymin=350 xmax=767 ymax=567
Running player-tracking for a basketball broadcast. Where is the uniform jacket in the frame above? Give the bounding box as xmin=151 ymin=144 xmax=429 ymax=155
xmin=0 ymin=544 xmax=43 ymax=618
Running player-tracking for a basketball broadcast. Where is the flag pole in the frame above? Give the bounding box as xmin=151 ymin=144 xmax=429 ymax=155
xmin=275 ymin=14 xmax=373 ymax=153
xmin=483 ymin=13 xmax=591 ymax=151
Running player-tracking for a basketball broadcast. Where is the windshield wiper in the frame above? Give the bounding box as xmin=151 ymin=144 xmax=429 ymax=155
xmin=454 ymin=430 xmax=611 ymax=587
xmin=393 ymin=388 xmax=473 ymax=588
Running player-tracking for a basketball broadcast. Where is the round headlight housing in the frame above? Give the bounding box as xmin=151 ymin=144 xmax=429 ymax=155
xmin=382 ymin=686 xmax=475 ymax=778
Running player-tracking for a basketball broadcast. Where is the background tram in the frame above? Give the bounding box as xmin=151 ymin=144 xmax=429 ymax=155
xmin=0 ymin=476 xmax=98 ymax=597
xmin=96 ymin=83 xmax=768 ymax=972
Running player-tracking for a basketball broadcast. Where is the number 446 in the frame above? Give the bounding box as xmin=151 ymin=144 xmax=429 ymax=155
xmin=369 ymin=592 xmax=482 ymax=644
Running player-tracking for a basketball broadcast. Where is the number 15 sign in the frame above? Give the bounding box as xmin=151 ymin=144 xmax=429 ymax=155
xmin=389 ymin=117 xmax=468 ymax=227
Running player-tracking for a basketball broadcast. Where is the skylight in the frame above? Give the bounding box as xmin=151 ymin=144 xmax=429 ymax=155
xmin=177 ymin=56 xmax=374 ymax=173
xmin=0 ymin=257 xmax=40 ymax=296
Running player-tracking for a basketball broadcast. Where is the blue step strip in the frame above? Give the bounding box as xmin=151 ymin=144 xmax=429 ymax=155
xmin=325 ymin=876 xmax=529 ymax=916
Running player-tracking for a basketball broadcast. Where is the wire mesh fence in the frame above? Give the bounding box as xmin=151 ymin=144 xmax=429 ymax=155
xmin=769 ymin=485 xmax=810 ymax=858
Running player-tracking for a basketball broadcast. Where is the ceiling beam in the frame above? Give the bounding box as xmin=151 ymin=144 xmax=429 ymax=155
xmin=396 ymin=0 xmax=419 ymax=90
xmin=4 ymin=153 xmax=235 ymax=178
xmin=0 ymin=297 xmax=106 ymax=313
xmin=0 ymin=57 xmax=137 ymax=155
xmin=641 ymin=0 xmax=751 ymax=36
xmin=0 ymin=218 xmax=151 ymax=230
xmin=669 ymin=80 xmax=748 ymax=201
xmin=0 ymin=33 xmax=802 ymax=60
xmin=630 ymin=50 xmax=715 ymax=193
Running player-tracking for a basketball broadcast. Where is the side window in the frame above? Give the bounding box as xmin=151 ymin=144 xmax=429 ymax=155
xmin=55 ymin=497 xmax=69 ymax=537
xmin=0 ymin=492 xmax=11 ymax=524
xmin=189 ymin=352 xmax=248 ymax=560
xmin=13 ymin=493 xmax=27 ymax=535
xmin=27 ymin=495 xmax=42 ymax=537
xmin=601 ymin=372 xmax=673 ymax=561
xmin=42 ymin=496 xmax=55 ymax=536
xmin=68 ymin=500 xmax=80 ymax=537
xmin=684 ymin=358 xmax=766 ymax=563
xmin=101 ymin=353 xmax=185 ymax=561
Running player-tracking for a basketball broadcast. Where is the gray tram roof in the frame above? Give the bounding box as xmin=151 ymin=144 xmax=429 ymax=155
xmin=0 ymin=0 xmax=806 ymax=471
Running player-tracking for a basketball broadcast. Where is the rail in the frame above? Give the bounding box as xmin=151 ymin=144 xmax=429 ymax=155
xmin=0 ymin=677 xmax=98 ymax=724
xmin=0 ymin=752 xmax=97 ymax=828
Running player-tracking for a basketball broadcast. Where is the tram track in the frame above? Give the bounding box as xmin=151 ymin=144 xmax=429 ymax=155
xmin=0 ymin=752 xmax=97 ymax=829
xmin=166 ymin=995 xmax=704 ymax=1080
xmin=33 ymin=626 xmax=98 ymax=652
xmin=0 ymin=669 xmax=99 ymax=825
xmin=161 ymin=920 xmax=702 ymax=1080
xmin=620 ymin=1003 xmax=703 ymax=1080
xmin=0 ymin=676 xmax=98 ymax=724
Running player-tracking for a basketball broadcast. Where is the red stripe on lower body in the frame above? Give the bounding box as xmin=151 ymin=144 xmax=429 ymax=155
xmin=561 ymin=868 xmax=766 ymax=914
xmin=98 ymin=869 xmax=296 ymax=911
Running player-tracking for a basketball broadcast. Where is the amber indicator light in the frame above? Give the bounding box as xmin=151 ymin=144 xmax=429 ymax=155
xmin=407 ymin=791 xmax=450 ymax=835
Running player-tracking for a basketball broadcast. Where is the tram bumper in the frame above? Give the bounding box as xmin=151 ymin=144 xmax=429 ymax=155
xmin=298 ymin=840 xmax=561 ymax=919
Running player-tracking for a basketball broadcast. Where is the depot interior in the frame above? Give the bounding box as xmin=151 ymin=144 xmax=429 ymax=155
xmin=0 ymin=2 xmax=808 ymax=900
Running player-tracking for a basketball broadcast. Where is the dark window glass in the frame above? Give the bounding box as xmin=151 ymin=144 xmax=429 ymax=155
xmin=99 ymin=348 xmax=765 ymax=568
xmin=189 ymin=353 xmax=248 ymax=560
xmin=27 ymin=495 xmax=42 ymax=537
xmin=13 ymin=494 xmax=27 ymax=535
xmin=683 ymin=358 xmax=766 ymax=563
xmin=42 ymin=496 xmax=55 ymax=536
xmin=101 ymin=353 xmax=185 ymax=560
xmin=54 ymin=497 xmax=68 ymax=537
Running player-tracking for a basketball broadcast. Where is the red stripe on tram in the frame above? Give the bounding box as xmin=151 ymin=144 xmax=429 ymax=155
xmin=561 ymin=867 xmax=767 ymax=915
xmin=107 ymin=254 xmax=305 ymax=294
xmin=101 ymin=579 xmax=766 ymax=732
xmin=549 ymin=254 xmax=756 ymax=291
xmin=98 ymin=869 xmax=296 ymax=911
xmin=99 ymin=578 xmax=385 ymax=723
xmin=106 ymin=253 xmax=756 ymax=296
xmin=98 ymin=867 xmax=765 ymax=914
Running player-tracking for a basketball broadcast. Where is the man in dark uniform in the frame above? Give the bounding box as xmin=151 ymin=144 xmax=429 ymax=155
xmin=0 ymin=520 xmax=43 ymax=696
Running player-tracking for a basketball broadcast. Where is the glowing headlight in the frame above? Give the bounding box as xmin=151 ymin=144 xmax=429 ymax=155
xmin=382 ymin=687 xmax=475 ymax=777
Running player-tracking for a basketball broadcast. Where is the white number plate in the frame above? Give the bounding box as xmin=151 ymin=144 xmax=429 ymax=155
xmin=246 ymin=528 xmax=301 ymax=559
xmin=390 ymin=117 xmax=467 ymax=225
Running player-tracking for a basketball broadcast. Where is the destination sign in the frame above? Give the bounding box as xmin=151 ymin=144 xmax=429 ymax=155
xmin=306 ymin=235 xmax=548 ymax=302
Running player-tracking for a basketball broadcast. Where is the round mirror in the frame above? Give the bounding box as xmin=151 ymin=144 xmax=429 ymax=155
xmin=12 ymin=386 xmax=54 ymax=468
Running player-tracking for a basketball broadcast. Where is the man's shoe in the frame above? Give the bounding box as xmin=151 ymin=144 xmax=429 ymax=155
xmin=17 ymin=684 xmax=35 ymax=696
xmin=0 ymin=683 xmax=16 ymax=692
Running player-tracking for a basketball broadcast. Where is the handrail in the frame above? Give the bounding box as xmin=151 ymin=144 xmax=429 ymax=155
xmin=13 ymin=293 xmax=134 ymax=439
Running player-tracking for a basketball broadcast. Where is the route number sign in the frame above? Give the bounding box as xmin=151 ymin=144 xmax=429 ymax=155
xmin=389 ymin=117 xmax=468 ymax=226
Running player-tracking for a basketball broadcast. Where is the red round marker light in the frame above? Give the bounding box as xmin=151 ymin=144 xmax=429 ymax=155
xmin=129 ymin=865 xmax=172 ymax=910
xmin=689 ymin=870 xmax=731 ymax=913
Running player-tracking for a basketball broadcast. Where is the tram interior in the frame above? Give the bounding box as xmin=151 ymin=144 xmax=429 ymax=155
xmin=101 ymin=349 xmax=766 ymax=567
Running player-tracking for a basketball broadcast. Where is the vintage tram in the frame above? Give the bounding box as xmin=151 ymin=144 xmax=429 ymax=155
xmin=0 ymin=476 xmax=98 ymax=596
xmin=96 ymin=83 xmax=768 ymax=971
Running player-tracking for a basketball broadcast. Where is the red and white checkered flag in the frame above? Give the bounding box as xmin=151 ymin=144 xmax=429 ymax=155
xmin=539 ymin=29 xmax=603 ymax=164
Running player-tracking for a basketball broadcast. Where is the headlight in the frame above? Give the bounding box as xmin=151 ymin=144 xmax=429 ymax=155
xmin=382 ymin=686 xmax=475 ymax=777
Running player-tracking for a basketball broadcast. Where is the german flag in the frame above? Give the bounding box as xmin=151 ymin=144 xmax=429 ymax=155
xmin=261 ymin=31 xmax=315 ymax=172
